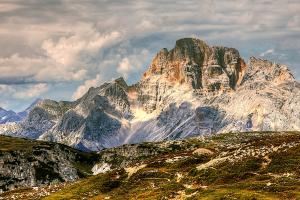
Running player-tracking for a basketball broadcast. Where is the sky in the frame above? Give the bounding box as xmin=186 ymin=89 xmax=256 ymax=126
xmin=0 ymin=0 xmax=299 ymax=111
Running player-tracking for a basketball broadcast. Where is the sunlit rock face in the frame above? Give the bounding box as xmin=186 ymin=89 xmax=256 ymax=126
xmin=139 ymin=38 xmax=247 ymax=112
xmin=142 ymin=38 xmax=246 ymax=90
xmin=0 ymin=38 xmax=299 ymax=151
xmin=245 ymin=57 xmax=295 ymax=84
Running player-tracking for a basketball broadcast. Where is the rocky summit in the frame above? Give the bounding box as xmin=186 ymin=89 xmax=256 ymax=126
xmin=0 ymin=38 xmax=299 ymax=151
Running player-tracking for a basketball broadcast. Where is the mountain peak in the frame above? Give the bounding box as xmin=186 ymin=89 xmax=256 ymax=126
xmin=174 ymin=37 xmax=207 ymax=49
xmin=1 ymin=38 xmax=299 ymax=152
xmin=142 ymin=37 xmax=246 ymax=91
xmin=247 ymin=56 xmax=295 ymax=84
xmin=17 ymin=98 xmax=44 ymax=118
xmin=0 ymin=107 xmax=22 ymax=124
xmin=113 ymin=77 xmax=128 ymax=89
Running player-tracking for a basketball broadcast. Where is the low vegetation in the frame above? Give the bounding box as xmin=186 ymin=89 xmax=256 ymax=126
xmin=1 ymin=132 xmax=300 ymax=199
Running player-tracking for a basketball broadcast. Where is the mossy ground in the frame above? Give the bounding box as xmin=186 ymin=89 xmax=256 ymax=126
xmin=0 ymin=135 xmax=47 ymax=152
xmin=42 ymin=132 xmax=300 ymax=200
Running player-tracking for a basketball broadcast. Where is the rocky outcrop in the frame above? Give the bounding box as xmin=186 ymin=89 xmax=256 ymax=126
xmin=0 ymin=135 xmax=98 ymax=194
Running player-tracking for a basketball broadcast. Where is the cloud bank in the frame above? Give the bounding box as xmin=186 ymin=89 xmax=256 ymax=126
xmin=0 ymin=0 xmax=299 ymax=110
xmin=72 ymin=74 xmax=102 ymax=100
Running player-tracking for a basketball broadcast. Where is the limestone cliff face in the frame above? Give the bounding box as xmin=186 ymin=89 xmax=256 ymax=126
xmin=139 ymin=38 xmax=247 ymax=112
xmin=142 ymin=38 xmax=246 ymax=90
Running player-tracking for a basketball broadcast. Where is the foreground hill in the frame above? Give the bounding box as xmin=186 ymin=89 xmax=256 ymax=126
xmin=1 ymin=131 xmax=300 ymax=199
xmin=0 ymin=38 xmax=299 ymax=151
xmin=0 ymin=135 xmax=99 ymax=195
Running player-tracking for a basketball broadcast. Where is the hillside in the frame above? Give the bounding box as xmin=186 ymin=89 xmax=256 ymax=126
xmin=0 ymin=135 xmax=99 ymax=196
xmin=1 ymin=131 xmax=300 ymax=200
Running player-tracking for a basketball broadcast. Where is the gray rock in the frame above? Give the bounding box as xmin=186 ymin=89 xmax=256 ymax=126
xmin=0 ymin=136 xmax=98 ymax=193
xmin=0 ymin=38 xmax=299 ymax=151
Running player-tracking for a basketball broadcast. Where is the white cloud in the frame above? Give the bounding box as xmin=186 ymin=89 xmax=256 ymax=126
xmin=260 ymin=49 xmax=275 ymax=57
xmin=117 ymin=49 xmax=150 ymax=78
xmin=42 ymin=26 xmax=122 ymax=67
xmin=0 ymin=0 xmax=300 ymax=110
xmin=0 ymin=101 xmax=9 ymax=109
xmin=0 ymin=27 xmax=122 ymax=84
xmin=117 ymin=58 xmax=132 ymax=78
xmin=259 ymin=48 xmax=287 ymax=60
xmin=0 ymin=54 xmax=88 ymax=83
xmin=0 ymin=83 xmax=48 ymax=100
xmin=13 ymin=83 xmax=49 ymax=99
xmin=72 ymin=74 xmax=102 ymax=100
xmin=136 ymin=20 xmax=156 ymax=32
xmin=0 ymin=1 xmax=299 ymax=85
xmin=0 ymin=3 xmax=22 ymax=12
xmin=0 ymin=84 xmax=14 ymax=94
xmin=35 ymin=64 xmax=88 ymax=83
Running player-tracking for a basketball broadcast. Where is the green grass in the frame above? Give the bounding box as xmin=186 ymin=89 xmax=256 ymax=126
xmin=41 ymin=132 xmax=300 ymax=200
xmin=0 ymin=135 xmax=52 ymax=152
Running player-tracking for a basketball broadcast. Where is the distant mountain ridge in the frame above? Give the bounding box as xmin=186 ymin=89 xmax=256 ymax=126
xmin=0 ymin=99 xmax=42 ymax=124
xmin=0 ymin=38 xmax=299 ymax=151
xmin=0 ymin=108 xmax=22 ymax=124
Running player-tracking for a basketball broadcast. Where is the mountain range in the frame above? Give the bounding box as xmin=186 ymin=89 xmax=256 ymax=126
xmin=0 ymin=38 xmax=299 ymax=151
xmin=0 ymin=99 xmax=41 ymax=124
xmin=0 ymin=108 xmax=22 ymax=124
